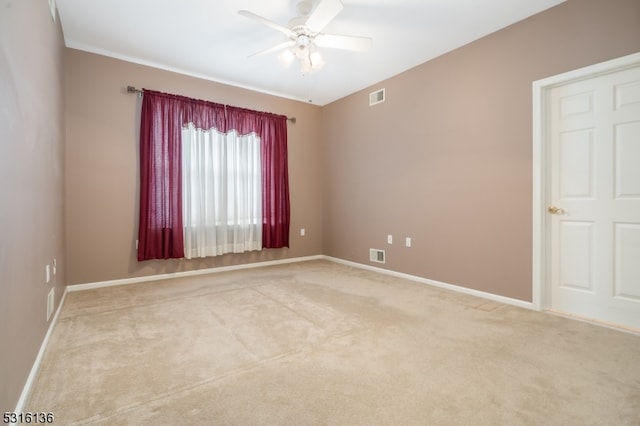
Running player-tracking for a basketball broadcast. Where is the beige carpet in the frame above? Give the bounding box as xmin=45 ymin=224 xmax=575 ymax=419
xmin=26 ymin=260 xmax=640 ymax=425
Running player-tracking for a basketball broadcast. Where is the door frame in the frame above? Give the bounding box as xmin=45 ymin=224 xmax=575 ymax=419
xmin=532 ymin=52 xmax=640 ymax=312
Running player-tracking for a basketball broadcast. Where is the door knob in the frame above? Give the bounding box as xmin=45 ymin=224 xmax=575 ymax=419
xmin=548 ymin=206 xmax=566 ymax=215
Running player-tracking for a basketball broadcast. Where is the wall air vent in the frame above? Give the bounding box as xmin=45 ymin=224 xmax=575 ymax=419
xmin=369 ymin=248 xmax=386 ymax=264
xmin=369 ymin=88 xmax=385 ymax=106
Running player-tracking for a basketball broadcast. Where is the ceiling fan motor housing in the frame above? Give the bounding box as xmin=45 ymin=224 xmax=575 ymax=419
xmin=294 ymin=34 xmax=311 ymax=58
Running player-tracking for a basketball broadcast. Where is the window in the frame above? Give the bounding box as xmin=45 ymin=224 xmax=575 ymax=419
xmin=181 ymin=125 xmax=262 ymax=258
xmin=137 ymin=89 xmax=290 ymax=261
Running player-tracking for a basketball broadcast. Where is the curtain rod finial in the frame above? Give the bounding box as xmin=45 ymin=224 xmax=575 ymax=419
xmin=127 ymin=86 xmax=143 ymax=97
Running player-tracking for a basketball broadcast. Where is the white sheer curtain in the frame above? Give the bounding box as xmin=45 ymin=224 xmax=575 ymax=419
xmin=181 ymin=123 xmax=262 ymax=259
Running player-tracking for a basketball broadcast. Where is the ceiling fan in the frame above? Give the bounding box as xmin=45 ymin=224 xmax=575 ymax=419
xmin=239 ymin=0 xmax=372 ymax=73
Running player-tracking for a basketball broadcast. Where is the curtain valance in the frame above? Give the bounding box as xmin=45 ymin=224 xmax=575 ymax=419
xmin=142 ymin=89 xmax=285 ymax=135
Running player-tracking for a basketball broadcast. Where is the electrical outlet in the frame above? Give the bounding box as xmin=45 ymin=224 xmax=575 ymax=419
xmin=46 ymin=265 xmax=51 ymax=283
xmin=387 ymin=235 xmax=393 ymax=244
xmin=405 ymin=237 xmax=412 ymax=247
xmin=47 ymin=288 xmax=55 ymax=321
xmin=300 ymin=228 xmax=306 ymax=236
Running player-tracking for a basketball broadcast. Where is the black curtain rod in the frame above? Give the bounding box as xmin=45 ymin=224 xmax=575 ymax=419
xmin=126 ymin=86 xmax=296 ymax=124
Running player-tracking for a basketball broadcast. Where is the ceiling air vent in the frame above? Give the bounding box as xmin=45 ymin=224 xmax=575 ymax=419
xmin=369 ymin=88 xmax=385 ymax=106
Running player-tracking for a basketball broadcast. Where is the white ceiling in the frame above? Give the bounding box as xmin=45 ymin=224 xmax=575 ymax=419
xmin=56 ymin=0 xmax=565 ymax=106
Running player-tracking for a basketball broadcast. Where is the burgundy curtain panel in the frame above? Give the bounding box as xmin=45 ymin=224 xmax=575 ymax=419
xmin=137 ymin=90 xmax=290 ymax=261
xmin=138 ymin=91 xmax=186 ymax=260
xmin=259 ymin=116 xmax=290 ymax=248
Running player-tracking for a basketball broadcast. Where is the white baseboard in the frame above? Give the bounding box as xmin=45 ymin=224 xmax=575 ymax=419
xmin=13 ymin=287 xmax=68 ymax=418
xmin=324 ymin=256 xmax=535 ymax=310
xmin=66 ymin=254 xmax=533 ymax=311
xmin=67 ymin=255 xmax=326 ymax=292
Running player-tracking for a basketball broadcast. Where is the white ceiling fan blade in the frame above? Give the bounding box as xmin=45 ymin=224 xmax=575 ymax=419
xmin=248 ymin=41 xmax=296 ymax=58
xmin=304 ymin=0 xmax=344 ymax=33
xmin=315 ymin=33 xmax=372 ymax=52
xmin=238 ymin=10 xmax=294 ymax=38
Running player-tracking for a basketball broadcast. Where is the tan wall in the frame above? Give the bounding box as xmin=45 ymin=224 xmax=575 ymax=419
xmin=0 ymin=0 xmax=66 ymax=413
xmin=321 ymin=0 xmax=640 ymax=301
xmin=64 ymin=51 xmax=324 ymax=285
xmin=3 ymin=0 xmax=638 ymax=412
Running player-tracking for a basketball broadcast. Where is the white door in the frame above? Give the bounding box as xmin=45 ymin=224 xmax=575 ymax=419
xmin=547 ymin=64 xmax=640 ymax=330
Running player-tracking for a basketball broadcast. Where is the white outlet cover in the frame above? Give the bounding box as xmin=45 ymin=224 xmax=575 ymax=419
xmin=405 ymin=237 xmax=412 ymax=247
xmin=48 ymin=0 xmax=56 ymax=21
xmin=47 ymin=288 xmax=55 ymax=321
xmin=387 ymin=235 xmax=393 ymax=244
xmin=46 ymin=265 xmax=51 ymax=283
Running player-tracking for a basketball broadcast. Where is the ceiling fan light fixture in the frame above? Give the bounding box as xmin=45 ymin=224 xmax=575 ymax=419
xmin=240 ymin=0 xmax=369 ymax=74
xmin=310 ymin=51 xmax=324 ymax=69
xmin=301 ymin=57 xmax=312 ymax=73
xmin=278 ymin=49 xmax=295 ymax=67
xmin=294 ymin=44 xmax=309 ymax=59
